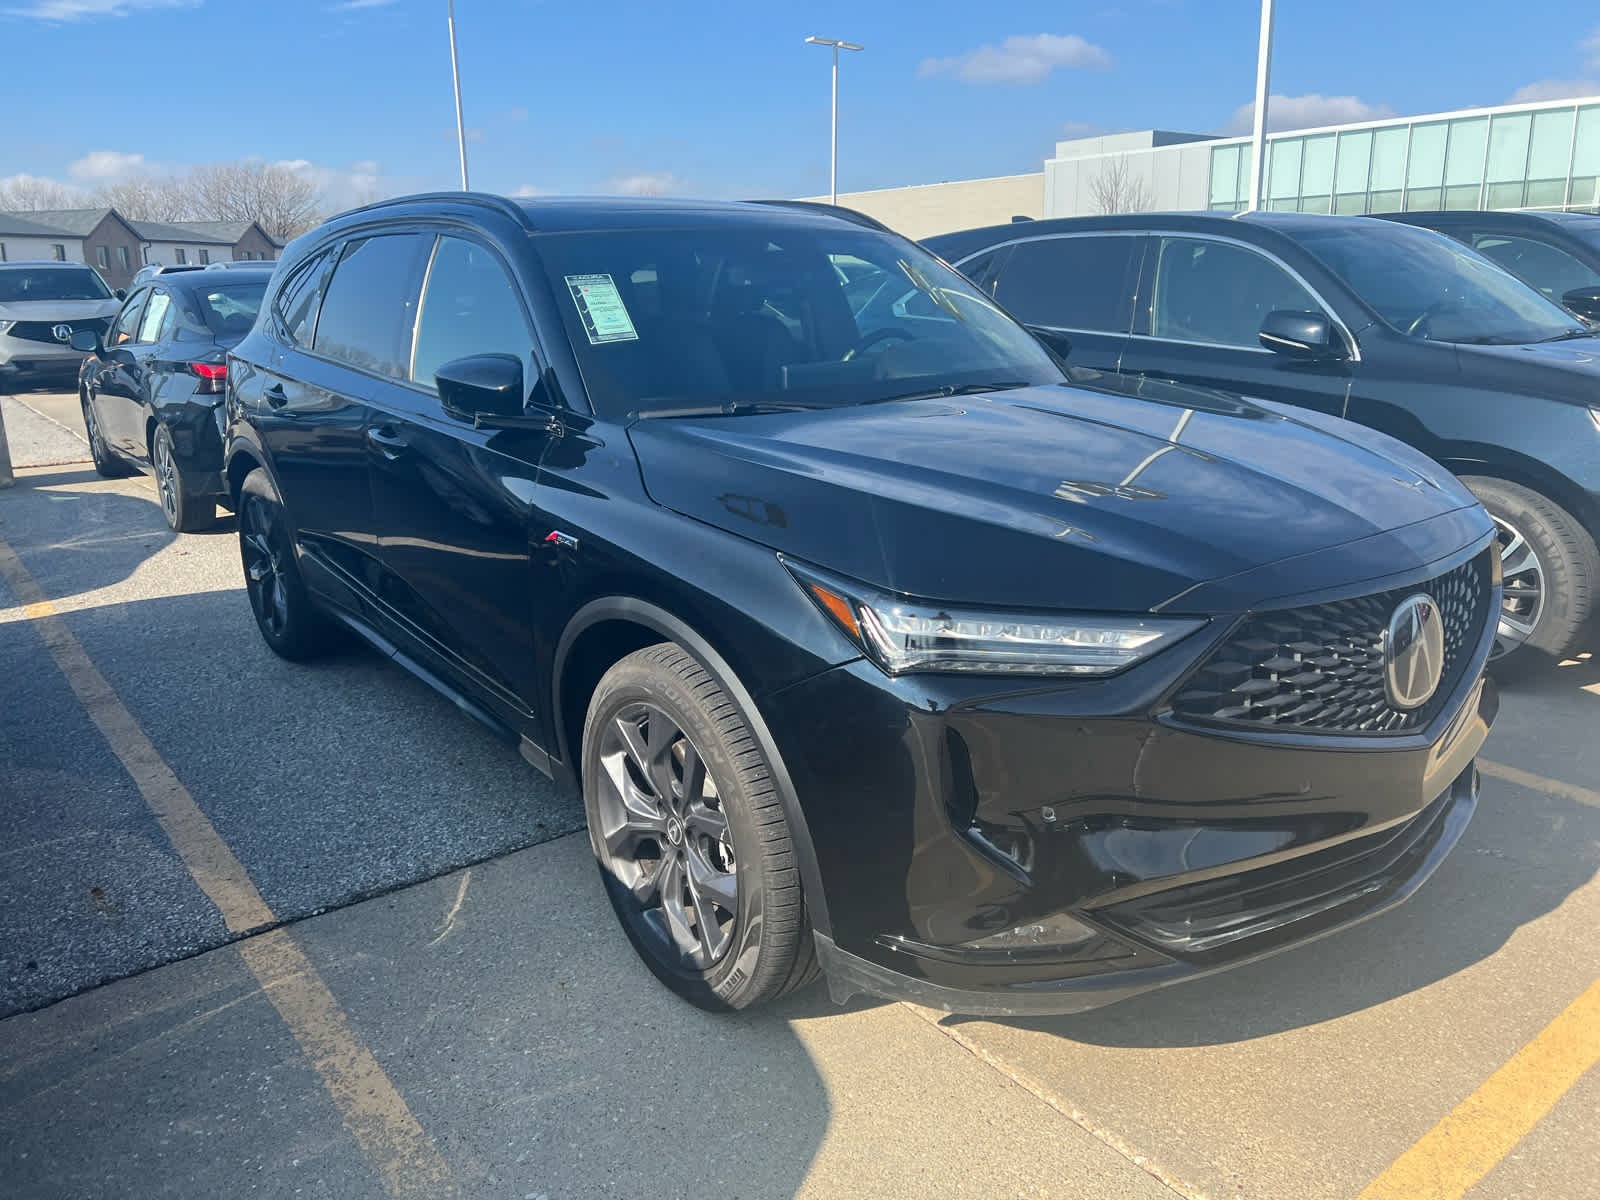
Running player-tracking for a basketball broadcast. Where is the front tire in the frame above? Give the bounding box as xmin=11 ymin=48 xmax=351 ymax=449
xmin=1462 ymin=476 xmax=1597 ymax=666
xmin=238 ymin=468 xmax=334 ymax=661
xmin=153 ymin=424 xmax=215 ymax=532
xmin=81 ymin=390 xmax=131 ymax=478
xmin=581 ymin=643 xmax=817 ymax=1011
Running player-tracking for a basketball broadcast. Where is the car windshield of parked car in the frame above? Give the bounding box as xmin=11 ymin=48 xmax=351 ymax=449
xmin=0 ymin=266 xmax=112 ymax=303
xmin=1295 ymin=223 xmax=1584 ymax=344
xmin=191 ymin=281 xmax=267 ymax=337
xmin=536 ymin=224 xmax=1065 ymax=419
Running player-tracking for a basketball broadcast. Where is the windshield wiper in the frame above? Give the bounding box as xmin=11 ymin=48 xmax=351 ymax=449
xmin=634 ymin=399 xmax=826 ymax=419
xmin=860 ymin=380 xmax=1033 ymax=406
xmin=1536 ymin=327 xmax=1599 ymax=343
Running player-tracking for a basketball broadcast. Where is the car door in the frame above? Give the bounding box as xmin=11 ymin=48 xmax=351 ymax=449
xmin=1122 ymin=233 xmax=1355 ymax=419
xmin=87 ymin=287 xmax=148 ymax=453
xmin=118 ymin=287 xmax=178 ymax=462
xmin=366 ymin=232 xmax=557 ymax=726
xmin=981 ymin=232 xmax=1144 ymax=372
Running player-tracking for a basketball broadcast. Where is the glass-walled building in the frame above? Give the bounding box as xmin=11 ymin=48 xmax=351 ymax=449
xmin=1042 ymin=96 xmax=1600 ymax=220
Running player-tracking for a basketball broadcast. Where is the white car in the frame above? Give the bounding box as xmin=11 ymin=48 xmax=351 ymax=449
xmin=0 ymin=261 xmax=124 ymax=387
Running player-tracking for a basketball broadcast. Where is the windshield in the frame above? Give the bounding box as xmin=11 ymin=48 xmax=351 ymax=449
xmin=536 ymin=224 xmax=1064 ymax=419
xmin=0 ymin=266 xmax=112 ymax=303
xmin=190 ymin=280 xmax=267 ymax=338
xmin=1295 ymin=222 xmax=1583 ymax=344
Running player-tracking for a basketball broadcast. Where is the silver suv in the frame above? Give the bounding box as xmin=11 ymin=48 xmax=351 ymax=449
xmin=0 ymin=262 xmax=123 ymax=386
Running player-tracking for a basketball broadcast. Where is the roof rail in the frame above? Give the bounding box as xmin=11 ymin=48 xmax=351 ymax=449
xmin=745 ymin=199 xmax=894 ymax=234
xmin=337 ymin=191 xmax=536 ymax=230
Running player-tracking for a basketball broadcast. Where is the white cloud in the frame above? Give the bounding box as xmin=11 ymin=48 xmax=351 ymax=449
xmin=272 ymin=156 xmax=413 ymax=210
xmin=512 ymin=184 xmax=546 ymax=197
xmin=1585 ymin=24 xmax=1600 ymax=70
xmin=330 ymin=0 xmax=395 ymax=9
xmin=608 ymin=172 xmax=688 ymax=196
xmin=1507 ymin=78 xmax=1600 ymax=104
xmin=918 ymin=34 xmax=1113 ymax=86
xmin=6 ymin=0 xmax=195 ymax=21
xmin=68 ymin=150 xmax=148 ymax=180
xmin=1222 ymin=94 xmax=1396 ymax=136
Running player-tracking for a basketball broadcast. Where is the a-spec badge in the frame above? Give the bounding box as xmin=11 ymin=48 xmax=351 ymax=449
xmin=544 ymin=530 xmax=579 ymax=551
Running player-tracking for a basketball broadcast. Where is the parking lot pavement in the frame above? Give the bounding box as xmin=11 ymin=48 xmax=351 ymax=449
xmin=2 ymin=387 xmax=1597 ymax=1199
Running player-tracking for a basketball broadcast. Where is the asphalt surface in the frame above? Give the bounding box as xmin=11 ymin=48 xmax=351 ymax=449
xmin=1 ymin=386 xmax=1597 ymax=1199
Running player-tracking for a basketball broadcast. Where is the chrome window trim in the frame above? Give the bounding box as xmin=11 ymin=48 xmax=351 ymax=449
xmin=954 ymin=227 xmax=1361 ymax=362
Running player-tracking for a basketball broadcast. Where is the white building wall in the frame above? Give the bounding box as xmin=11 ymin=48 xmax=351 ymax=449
xmin=1044 ymin=141 xmax=1217 ymax=218
xmin=143 ymin=239 xmax=228 ymax=266
xmin=802 ymin=173 xmax=1045 ymax=238
xmin=0 ymin=235 xmax=86 ymax=263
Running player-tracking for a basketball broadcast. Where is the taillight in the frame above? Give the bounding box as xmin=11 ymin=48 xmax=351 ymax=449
xmin=188 ymin=361 xmax=227 ymax=394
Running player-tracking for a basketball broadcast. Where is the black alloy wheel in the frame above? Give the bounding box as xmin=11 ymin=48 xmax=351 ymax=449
xmin=582 ymin=643 xmax=817 ymax=1010
xmin=237 ymin=468 xmax=333 ymax=661
xmin=81 ymin=390 xmax=130 ymax=478
xmin=153 ymin=424 xmax=214 ymax=533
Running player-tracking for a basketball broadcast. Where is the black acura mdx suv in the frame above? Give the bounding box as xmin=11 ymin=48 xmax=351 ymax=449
xmin=225 ymin=194 xmax=1498 ymax=1015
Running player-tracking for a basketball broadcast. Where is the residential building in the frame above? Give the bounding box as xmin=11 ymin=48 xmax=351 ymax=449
xmin=0 ymin=208 xmax=281 ymax=287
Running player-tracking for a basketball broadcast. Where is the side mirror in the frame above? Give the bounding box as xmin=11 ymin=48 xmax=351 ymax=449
xmin=435 ymin=353 xmax=525 ymax=423
xmin=1560 ymin=286 xmax=1600 ymax=324
xmin=70 ymin=328 xmax=102 ymax=354
xmin=1030 ymin=325 xmax=1072 ymax=362
xmin=114 ymin=288 xmax=127 ymax=300
xmin=1259 ymin=310 xmax=1343 ymax=360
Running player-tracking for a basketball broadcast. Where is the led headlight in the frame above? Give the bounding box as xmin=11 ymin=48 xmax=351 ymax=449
xmin=786 ymin=559 xmax=1204 ymax=677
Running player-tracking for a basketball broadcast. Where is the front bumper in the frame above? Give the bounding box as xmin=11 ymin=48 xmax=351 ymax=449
xmin=765 ymin=584 xmax=1497 ymax=1015
xmin=0 ymin=338 xmax=87 ymax=374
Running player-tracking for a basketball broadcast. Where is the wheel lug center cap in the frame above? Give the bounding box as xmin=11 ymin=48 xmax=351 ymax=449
xmin=665 ymin=817 xmax=684 ymax=846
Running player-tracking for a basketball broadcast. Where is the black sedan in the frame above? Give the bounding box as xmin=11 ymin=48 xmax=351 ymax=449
xmin=1376 ymin=208 xmax=1600 ymax=323
xmin=223 ymin=193 xmax=1497 ymax=1015
xmin=75 ymin=265 xmax=273 ymax=531
xmin=925 ymin=213 xmax=1600 ymax=667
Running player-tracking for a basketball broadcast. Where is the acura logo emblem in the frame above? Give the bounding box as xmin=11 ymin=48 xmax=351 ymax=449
xmin=1384 ymin=593 xmax=1445 ymax=711
xmin=52 ymin=323 xmax=73 ymax=343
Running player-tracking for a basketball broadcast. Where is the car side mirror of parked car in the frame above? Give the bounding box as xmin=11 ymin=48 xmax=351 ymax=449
xmin=69 ymin=328 xmax=103 ymax=355
xmin=114 ymin=288 xmax=127 ymax=301
xmin=1560 ymin=286 xmax=1600 ymax=324
xmin=1259 ymin=310 xmax=1344 ymax=360
xmin=436 ymin=353 xmax=527 ymax=425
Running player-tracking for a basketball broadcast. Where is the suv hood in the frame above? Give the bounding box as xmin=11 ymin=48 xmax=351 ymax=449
xmin=1453 ymin=335 xmax=1600 ymax=406
xmin=0 ymin=298 xmax=121 ymax=323
xmin=628 ymin=380 xmax=1486 ymax=613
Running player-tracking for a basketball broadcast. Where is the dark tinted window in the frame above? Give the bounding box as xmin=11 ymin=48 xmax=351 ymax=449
xmin=956 ymin=246 xmax=1012 ymax=297
xmin=993 ymin=236 xmax=1140 ymax=333
xmin=313 ymin=235 xmax=427 ymax=378
xmin=190 ymin=281 xmax=267 ymax=338
xmin=1469 ymin=233 xmax=1600 ymax=303
xmin=0 ymin=265 xmax=112 ymax=302
xmin=274 ymin=250 xmax=336 ymax=347
xmin=411 ymin=237 xmax=533 ymax=388
xmin=1149 ymin=237 xmax=1319 ymax=347
xmin=108 ymin=288 xmax=149 ymax=346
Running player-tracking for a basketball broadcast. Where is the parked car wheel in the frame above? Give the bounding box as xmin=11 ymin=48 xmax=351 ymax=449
xmin=1462 ymin=476 xmax=1597 ymax=665
xmin=81 ymin=390 xmax=131 ymax=479
xmin=238 ymin=468 xmax=335 ymax=661
xmin=153 ymin=424 xmax=215 ymax=533
xmin=582 ymin=643 xmax=818 ymax=1011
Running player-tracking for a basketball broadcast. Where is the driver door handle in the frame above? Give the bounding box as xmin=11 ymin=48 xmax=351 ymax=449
xmin=366 ymin=425 xmax=408 ymax=461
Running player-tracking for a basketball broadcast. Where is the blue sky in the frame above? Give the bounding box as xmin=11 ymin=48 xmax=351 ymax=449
xmin=3 ymin=0 xmax=1599 ymax=208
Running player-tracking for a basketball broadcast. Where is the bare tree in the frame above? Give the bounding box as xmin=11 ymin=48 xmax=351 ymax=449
xmin=94 ymin=175 xmax=191 ymax=222
xmin=0 ymin=174 xmax=84 ymax=211
xmin=190 ymin=161 xmax=322 ymax=240
xmin=1087 ymin=155 xmax=1153 ymax=215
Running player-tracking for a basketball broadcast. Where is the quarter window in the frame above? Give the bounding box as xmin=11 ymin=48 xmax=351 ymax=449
xmin=411 ymin=237 xmax=533 ymax=389
xmin=136 ymin=291 xmax=172 ymax=344
xmin=993 ymin=236 xmax=1142 ymax=333
xmin=312 ymin=234 xmax=428 ymax=379
xmin=1149 ymin=237 xmax=1321 ymax=348
xmin=1469 ymin=234 xmax=1600 ymax=304
xmin=274 ymin=248 xmax=337 ymax=347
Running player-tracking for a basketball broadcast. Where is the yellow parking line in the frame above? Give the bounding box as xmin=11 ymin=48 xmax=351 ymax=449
xmin=1480 ymin=759 xmax=1600 ymax=809
xmin=1358 ymin=976 xmax=1600 ymax=1200
xmin=0 ymin=535 xmax=457 ymax=1199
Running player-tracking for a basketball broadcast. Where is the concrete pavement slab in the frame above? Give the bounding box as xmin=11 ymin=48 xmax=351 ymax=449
xmin=1 ymin=395 xmax=89 ymax=469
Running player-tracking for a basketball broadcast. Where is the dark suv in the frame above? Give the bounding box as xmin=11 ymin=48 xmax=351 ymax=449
xmin=225 ymin=193 xmax=1498 ymax=1015
xmin=926 ymin=213 xmax=1600 ymax=668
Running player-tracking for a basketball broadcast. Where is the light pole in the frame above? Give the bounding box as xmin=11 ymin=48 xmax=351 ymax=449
xmin=448 ymin=0 xmax=470 ymax=190
xmin=805 ymin=35 xmax=863 ymax=205
xmin=1245 ymin=0 xmax=1275 ymax=212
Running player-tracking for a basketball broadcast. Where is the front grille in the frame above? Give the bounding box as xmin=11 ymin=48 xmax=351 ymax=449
xmin=3 ymin=317 xmax=109 ymax=345
xmin=1170 ymin=551 xmax=1491 ymax=734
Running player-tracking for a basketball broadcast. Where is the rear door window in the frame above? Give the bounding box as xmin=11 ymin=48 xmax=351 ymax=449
xmin=992 ymin=235 xmax=1142 ymax=333
xmin=135 ymin=290 xmax=173 ymax=344
xmin=107 ymin=288 xmax=149 ymax=347
xmin=312 ymin=235 xmax=429 ymax=379
xmin=410 ymin=237 xmax=534 ymax=389
xmin=1148 ymin=237 xmax=1320 ymax=348
xmin=1469 ymin=233 xmax=1600 ymax=303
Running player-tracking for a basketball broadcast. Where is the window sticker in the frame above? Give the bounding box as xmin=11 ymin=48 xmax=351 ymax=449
xmin=564 ymin=273 xmax=639 ymax=344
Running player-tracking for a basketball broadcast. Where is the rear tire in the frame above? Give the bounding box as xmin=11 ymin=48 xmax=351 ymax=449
xmin=581 ymin=643 xmax=818 ymax=1011
xmin=81 ymin=391 xmax=131 ymax=478
xmin=1462 ymin=476 xmax=1597 ymax=667
xmin=153 ymin=424 xmax=215 ymax=533
xmin=238 ymin=468 xmax=335 ymax=661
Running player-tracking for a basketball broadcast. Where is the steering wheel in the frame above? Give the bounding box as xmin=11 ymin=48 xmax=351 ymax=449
xmin=843 ymin=327 xmax=917 ymax=361
xmin=1405 ymin=300 xmax=1451 ymax=338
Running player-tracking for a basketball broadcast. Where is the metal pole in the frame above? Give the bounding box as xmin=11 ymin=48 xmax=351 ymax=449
xmin=448 ymin=0 xmax=470 ymax=191
xmin=1246 ymin=0 xmax=1275 ymax=212
xmin=830 ymin=45 xmax=839 ymax=204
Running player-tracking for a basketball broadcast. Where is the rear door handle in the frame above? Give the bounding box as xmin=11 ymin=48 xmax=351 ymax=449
xmin=366 ymin=425 xmax=408 ymax=460
xmin=263 ymin=383 xmax=288 ymax=408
